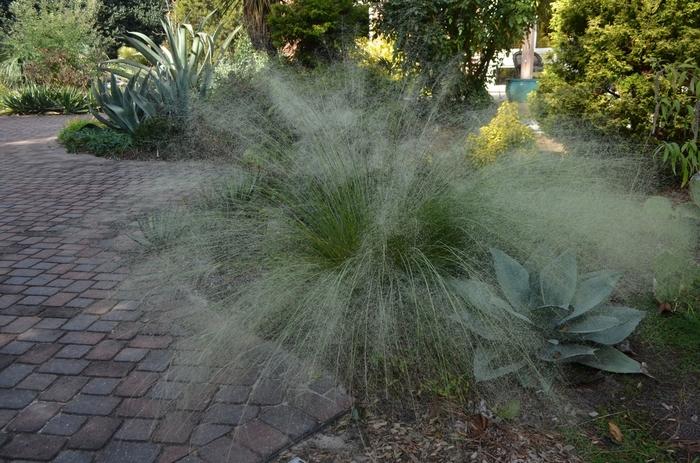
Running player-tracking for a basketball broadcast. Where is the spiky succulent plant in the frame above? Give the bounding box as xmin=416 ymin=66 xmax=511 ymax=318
xmin=92 ymin=15 xmax=240 ymax=133
xmin=455 ymin=249 xmax=646 ymax=382
xmin=91 ymin=73 xmax=157 ymax=134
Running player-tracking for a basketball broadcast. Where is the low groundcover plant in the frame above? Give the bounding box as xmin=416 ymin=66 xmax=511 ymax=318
xmin=58 ymin=119 xmax=132 ymax=157
xmin=2 ymin=84 xmax=90 ymax=114
xmin=136 ymin=64 xmax=696 ymax=401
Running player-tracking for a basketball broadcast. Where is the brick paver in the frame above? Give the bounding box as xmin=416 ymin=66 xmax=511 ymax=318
xmin=0 ymin=116 xmax=349 ymax=462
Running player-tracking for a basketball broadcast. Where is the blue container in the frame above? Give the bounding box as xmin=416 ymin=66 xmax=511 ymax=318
xmin=506 ymin=78 xmax=539 ymax=102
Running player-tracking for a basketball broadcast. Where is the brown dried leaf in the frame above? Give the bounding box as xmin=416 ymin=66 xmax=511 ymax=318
xmin=658 ymin=302 xmax=674 ymax=314
xmin=608 ymin=421 xmax=624 ymax=444
xmin=468 ymin=414 xmax=489 ymax=437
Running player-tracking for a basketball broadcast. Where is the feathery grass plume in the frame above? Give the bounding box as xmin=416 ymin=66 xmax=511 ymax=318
xmin=141 ymin=62 xmax=696 ymax=404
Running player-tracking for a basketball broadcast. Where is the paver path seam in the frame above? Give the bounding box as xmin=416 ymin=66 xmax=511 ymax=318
xmin=0 ymin=116 xmax=349 ymax=463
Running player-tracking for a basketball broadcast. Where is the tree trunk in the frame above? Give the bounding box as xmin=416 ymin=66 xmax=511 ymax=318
xmin=520 ymin=25 xmax=537 ymax=79
xmin=243 ymin=0 xmax=278 ymax=53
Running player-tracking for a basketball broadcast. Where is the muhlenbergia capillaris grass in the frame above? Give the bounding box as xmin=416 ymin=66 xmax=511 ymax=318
xmin=138 ymin=62 xmax=697 ymax=405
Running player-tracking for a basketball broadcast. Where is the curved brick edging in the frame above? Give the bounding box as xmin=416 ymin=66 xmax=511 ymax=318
xmin=0 ymin=116 xmax=351 ymax=462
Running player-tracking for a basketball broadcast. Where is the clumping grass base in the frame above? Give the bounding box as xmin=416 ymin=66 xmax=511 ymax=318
xmin=138 ymin=63 xmax=696 ymax=404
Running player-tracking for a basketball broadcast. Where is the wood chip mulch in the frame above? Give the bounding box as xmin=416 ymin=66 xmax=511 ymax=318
xmin=275 ymin=404 xmax=581 ymax=463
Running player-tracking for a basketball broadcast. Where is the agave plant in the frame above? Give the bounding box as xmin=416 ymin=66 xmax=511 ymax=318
xmin=455 ymin=249 xmax=646 ymax=382
xmin=91 ymin=73 xmax=158 ymax=134
xmin=112 ymin=14 xmax=240 ymax=112
xmin=92 ymin=14 xmax=239 ymax=132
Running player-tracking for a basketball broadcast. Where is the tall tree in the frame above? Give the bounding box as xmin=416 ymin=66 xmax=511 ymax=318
xmin=373 ymin=0 xmax=538 ymax=101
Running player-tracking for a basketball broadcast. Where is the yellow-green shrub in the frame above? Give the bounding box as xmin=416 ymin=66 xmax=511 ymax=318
xmin=0 ymin=82 xmax=10 ymax=113
xmin=467 ymin=102 xmax=535 ymax=165
xmin=354 ymin=35 xmax=403 ymax=80
xmin=117 ymin=46 xmax=148 ymax=66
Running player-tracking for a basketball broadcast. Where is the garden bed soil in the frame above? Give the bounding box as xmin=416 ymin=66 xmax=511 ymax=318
xmin=274 ymin=402 xmax=582 ymax=463
xmin=274 ymin=310 xmax=699 ymax=463
xmin=567 ymin=326 xmax=700 ymax=461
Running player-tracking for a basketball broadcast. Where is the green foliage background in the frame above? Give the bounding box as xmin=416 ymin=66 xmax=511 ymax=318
xmin=535 ymin=0 xmax=700 ymax=137
xmin=0 ymin=0 xmax=110 ymax=88
xmin=98 ymin=0 xmax=166 ymax=54
xmin=373 ymin=0 xmax=537 ymax=100
xmin=268 ymin=0 xmax=369 ymax=66
xmin=172 ymin=0 xmax=241 ymax=45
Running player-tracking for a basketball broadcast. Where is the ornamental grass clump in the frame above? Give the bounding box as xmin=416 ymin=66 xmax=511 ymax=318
xmin=2 ymin=84 xmax=90 ymax=114
xmin=142 ymin=64 xmax=696 ymax=400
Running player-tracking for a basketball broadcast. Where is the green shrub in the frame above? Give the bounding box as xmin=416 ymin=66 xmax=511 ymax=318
xmin=132 ymin=116 xmax=179 ymax=151
xmin=2 ymin=84 xmax=90 ymax=114
xmin=98 ymin=0 xmax=165 ymax=55
xmin=653 ymin=251 xmax=700 ymax=314
xmin=268 ymin=0 xmax=369 ymax=66
xmin=353 ymin=35 xmax=403 ymax=81
xmin=1 ymin=0 xmax=110 ymax=88
xmin=651 ymin=60 xmax=700 ymax=186
xmin=467 ymin=101 xmax=536 ymax=165
xmin=213 ymin=33 xmax=269 ymax=83
xmin=181 ymin=72 xmax=294 ymax=160
xmin=534 ymin=0 xmax=700 ymax=139
xmin=373 ymin=0 xmax=537 ymax=101
xmin=0 ymin=56 xmax=22 ymax=88
xmin=58 ymin=119 xmax=132 ymax=156
xmin=0 ymin=81 xmax=10 ymax=113
xmin=198 ymin=171 xmax=261 ymax=214
xmin=649 ymin=176 xmax=700 ymax=312
xmin=140 ymin=64 xmax=696 ymax=398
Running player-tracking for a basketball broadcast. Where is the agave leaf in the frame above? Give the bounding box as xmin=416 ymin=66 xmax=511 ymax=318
xmin=562 ymin=270 xmax=622 ymax=323
xmin=450 ymin=311 xmax=500 ymax=341
xmin=540 ymin=251 xmax=577 ymax=309
xmin=100 ymin=62 xmax=144 ymax=79
xmin=561 ymin=315 xmax=620 ymax=334
xmin=452 ymin=279 xmax=532 ymax=324
xmin=220 ymin=25 xmax=243 ymax=56
xmin=490 ymin=248 xmax=531 ymax=313
xmin=576 ymin=346 xmax=642 ymax=374
xmin=104 ymin=60 xmax=153 ymax=75
xmin=200 ymin=9 xmax=217 ymax=30
xmin=582 ymin=306 xmax=645 ymax=345
xmin=126 ymin=31 xmax=168 ymax=69
xmin=473 ymin=347 xmax=525 ymax=382
xmin=539 ymin=342 xmax=597 ymax=362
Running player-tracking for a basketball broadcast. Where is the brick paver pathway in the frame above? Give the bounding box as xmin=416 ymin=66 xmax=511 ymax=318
xmin=0 ymin=116 xmax=349 ymax=462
